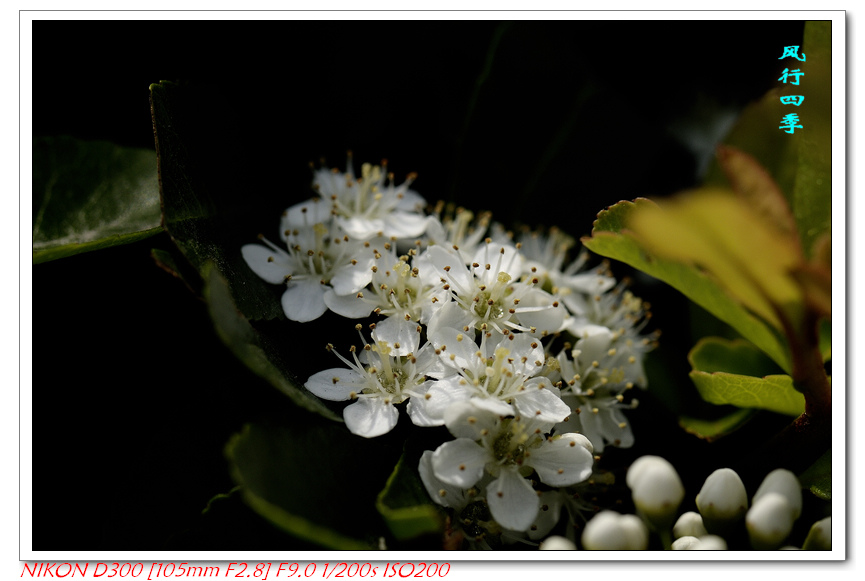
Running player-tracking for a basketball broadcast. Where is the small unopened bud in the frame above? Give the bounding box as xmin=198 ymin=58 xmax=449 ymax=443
xmin=696 ymin=468 xmax=748 ymax=534
xmin=802 ymin=516 xmax=832 ymax=550
xmin=539 ymin=536 xmax=576 ymax=551
xmin=626 ymin=456 xmax=684 ymax=530
xmin=753 ymin=468 xmax=802 ymax=520
xmin=673 ymin=511 xmax=708 ymax=539
xmin=746 ymin=492 xmax=795 ymax=550
xmin=581 ymin=511 xmax=649 ymax=550
xmin=672 ymin=535 xmax=729 ymax=550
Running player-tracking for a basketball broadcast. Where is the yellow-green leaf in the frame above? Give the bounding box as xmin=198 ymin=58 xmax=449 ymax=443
xmin=582 ymin=199 xmax=792 ymax=372
xmin=679 ymin=408 xmax=756 ymax=442
xmin=627 ymin=189 xmax=804 ymax=332
xmin=689 ymin=371 xmax=805 ymax=417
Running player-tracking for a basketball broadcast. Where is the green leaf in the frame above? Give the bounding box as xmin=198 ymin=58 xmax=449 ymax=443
xmin=798 ymin=448 xmax=831 ymax=500
xmin=226 ymin=421 xmax=402 ymax=550
xmin=793 ymin=21 xmax=832 ymax=256
xmin=203 ymin=262 xmax=341 ymax=421
xmin=582 ymin=199 xmax=792 ymax=372
xmin=376 ymin=453 xmax=444 ymax=541
xmin=688 ymin=337 xmax=784 ymax=378
xmin=32 ymin=136 xmax=163 ymax=263
xmin=149 ymin=80 xmax=285 ymax=321
xmin=688 ymin=372 xmax=804 ymax=417
xmin=678 ymin=408 xmax=756 ymax=442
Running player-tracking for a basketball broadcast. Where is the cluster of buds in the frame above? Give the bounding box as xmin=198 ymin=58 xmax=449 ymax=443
xmin=543 ymin=457 xmax=831 ymax=551
xmin=241 ymin=155 xmax=658 ymax=542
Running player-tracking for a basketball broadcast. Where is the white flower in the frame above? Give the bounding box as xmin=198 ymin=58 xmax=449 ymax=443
xmin=303 ymin=318 xmax=442 ymax=437
xmin=513 ymin=228 xmax=616 ymax=308
xmin=325 ymin=243 xmax=449 ymax=323
xmin=313 ymin=156 xmax=430 ymax=240
xmin=420 ymin=242 xmax=565 ymax=336
xmin=412 ymin=327 xmax=570 ymax=426
xmin=421 ymin=205 xmax=491 ymax=263
xmin=241 ymin=222 xmax=375 ymax=322
xmin=425 ymin=403 xmax=594 ymax=532
xmin=551 ymin=326 xmax=640 ymax=452
xmin=581 ymin=511 xmax=649 ymax=550
xmin=564 ymin=284 xmax=657 ymax=388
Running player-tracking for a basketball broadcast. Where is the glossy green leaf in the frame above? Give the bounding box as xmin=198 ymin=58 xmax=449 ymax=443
xmin=32 ymin=136 xmax=162 ymax=263
xmin=203 ymin=263 xmax=340 ymax=421
xmin=798 ymin=448 xmax=831 ymax=500
xmin=582 ymin=199 xmax=792 ymax=372
xmin=793 ymin=21 xmax=832 ymax=256
xmin=689 ymin=372 xmax=804 ymax=417
xmin=678 ymin=408 xmax=756 ymax=442
xmin=376 ymin=453 xmax=444 ymax=541
xmin=226 ymin=421 xmax=402 ymax=550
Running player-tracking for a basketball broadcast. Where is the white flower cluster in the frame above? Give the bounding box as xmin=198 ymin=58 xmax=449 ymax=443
xmin=241 ymin=155 xmax=657 ymax=537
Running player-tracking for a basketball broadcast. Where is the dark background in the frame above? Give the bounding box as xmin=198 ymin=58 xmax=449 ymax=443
xmin=31 ymin=18 xmax=807 ymax=551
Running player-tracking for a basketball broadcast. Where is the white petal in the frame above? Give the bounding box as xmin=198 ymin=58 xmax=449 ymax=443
xmin=241 ymin=244 xmax=292 ymax=284
xmin=395 ymin=188 xmax=427 ymax=212
xmin=442 ymin=400 xmax=501 ymax=440
xmin=512 ymin=382 xmax=571 ymax=424
xmin=329 ymin=256 xmax=374 ymax=295
xmin=528 ymin=491 xmax=565 ymax=541
xmin=419 ymin=378 xmax=472 ymax=423
xmin=343 ymin=397 xmax=399 ymax=438
xmin=282 ymin=198 xmax=334 ymax=229
xmin=560 ymin=271 xmax=616 ymax=295
xmin=574 ymin=326 xmax=614 ymax=366
xmin=383 ymin=213 xmax=430 ymax=239
xmin=424 ymin=245 xmax=474 ymax=291
xmin=486 ymin=468 xmax=539 ymax=532
xmin=406 ymin=383 xmax=444 ymax=427
xmin=417 ymin=451 xmax=468 ymax=510
xmin=514 ymin=288 xmax=566 ymax=335
xmin=281 ymin=280 xmax=327 ymax=322
xmin=335 ymin=216 xmax=386 ymax=240
xmin=372 ymin=317 xmax=421 ymax=356
xmin=431 ymin=439 xmax=488 ymax=488
xmin=305 ymin=368 xmax=366 ymax=401
xmin=323 ymin=289 xmax=373 ymax=319
xmin=526 ymin=433 xmax=594 ymax=487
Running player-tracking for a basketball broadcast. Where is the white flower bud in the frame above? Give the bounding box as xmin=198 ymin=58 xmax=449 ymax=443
xmin=696 ymin=468 xmax=748 ymax=534
xmin=539 ymin=536 xmax=577 ymax=551
xmin=671 ymin=536 xmax=701 ymax=550
xmin=746 ymin=492 xmax=795 ymax=550
xmin=581 ymin=511 xmax=649 ymax=550
xmin=672 ymin=534 xmax=728 ymax=550
xmin=753 ymin=468 xmax=802 ymax=520
xmin=673 ymin=511 xmax=708 ymax=539
xmin=626 ymin=456 xmax=685 ymax=530
xmin=802 ymin=516 xmax=831 ymax=550
xmin=690 ymin=535 xmax=728 ymax=550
